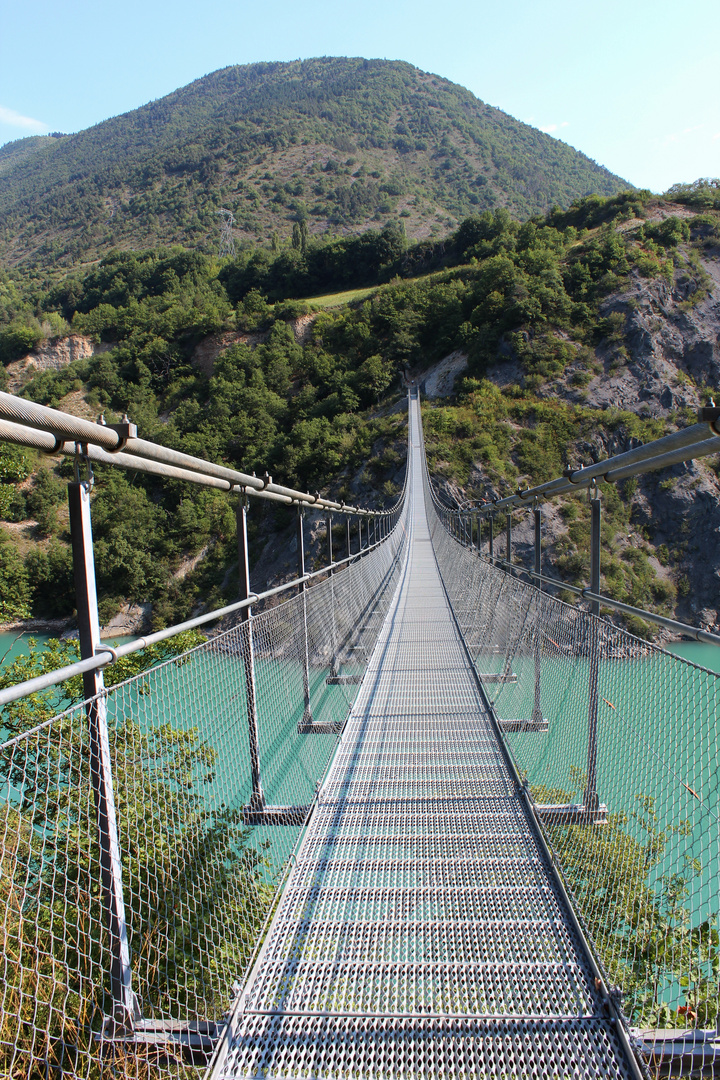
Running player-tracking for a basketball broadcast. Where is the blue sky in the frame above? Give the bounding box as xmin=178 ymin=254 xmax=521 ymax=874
xmin=1 ymin=0 xmax=718 ymax=193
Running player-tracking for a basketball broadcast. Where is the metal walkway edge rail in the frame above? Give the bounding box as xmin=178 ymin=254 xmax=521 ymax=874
xmin=206 ymin=390 xmax=645 ymax=1080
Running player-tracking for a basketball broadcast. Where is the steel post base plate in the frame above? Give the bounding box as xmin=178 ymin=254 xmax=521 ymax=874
xmin=498 ymin=717 xmax=549 ymax=732
xmin=242 ymin=804 xmax=312 ymax=826
xmin=536 ymin=803 xmax=608 ymax=825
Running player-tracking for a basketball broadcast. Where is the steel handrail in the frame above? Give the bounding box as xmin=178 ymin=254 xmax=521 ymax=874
xmin=419 ymin=395 xmax=720 ymax=647
xmin=0 ymin=392 xmax=410 ymax=516
xmin=0 ymin=528 xmax=399 ymax=709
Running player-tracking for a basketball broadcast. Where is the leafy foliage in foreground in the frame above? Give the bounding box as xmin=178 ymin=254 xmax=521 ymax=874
xmin=535 ymin=777 xmax=719 ymax=1028
xmin=1 ymin=634 xmax=274 ymax=1077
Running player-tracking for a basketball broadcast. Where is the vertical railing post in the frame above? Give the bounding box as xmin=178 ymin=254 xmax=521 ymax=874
xmin=346 ymin=515 xmax=352 ymax=560
xmin=327 ymin=511 xmax=339 ymax=675
xmin=326 ymin=511 xmax=334 ymax=571
xmin=68 ymin=474 xmax=137 ymax=1033
xmin=237 ymin=495 xmax=266 ymax=813
xmin=585 ymin=491 xmax=601 ymax=811
xmin=296 ymin=505 xmax=313 ymax=726
xmin=506 ymin=512 xmax=512 ymax=565
xmin=532 ymin=502 xmax=543 ymax=726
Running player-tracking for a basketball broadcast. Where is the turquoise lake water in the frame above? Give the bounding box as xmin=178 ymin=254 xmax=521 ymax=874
xmin=0 ymin=631 xmax=133 ymax=669
xmin=2 ymin=630 xmax=718 ymax=908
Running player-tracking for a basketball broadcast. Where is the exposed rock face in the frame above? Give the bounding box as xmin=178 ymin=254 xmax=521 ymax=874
xmin=420 ymin=350 xmax=468 ymax=397
xmin=588 ymin=259 xmax=720 ymax=416
xmin=425 ymin=246 xmax=720 ymax=637
xmin=190 ymin=315 xmax=318 ymax=377
xmin=191 ymin=330 xmax=270 ymax=376
xmin=5 ymin=335 xmax=112 ymax=392
xmin=101 ymin=603 xmax=152 ymax=636
xmin=290 ymin=313 xmax=318 ymax=345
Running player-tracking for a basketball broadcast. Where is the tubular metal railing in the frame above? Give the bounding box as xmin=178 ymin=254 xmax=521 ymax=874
xmin=0 ymin=392 xmax=410 ymax=1076
xmin=421 ymin=403 xmax=720 ymax=1075
xmin=431 ymin=403 xmax=720 ymax=647
xmin=0 ymin=391 xmax=384 ymax=513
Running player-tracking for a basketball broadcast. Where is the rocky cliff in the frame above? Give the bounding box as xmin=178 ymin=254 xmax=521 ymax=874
xmin=422 ymin=235 xmax=720 ymax=640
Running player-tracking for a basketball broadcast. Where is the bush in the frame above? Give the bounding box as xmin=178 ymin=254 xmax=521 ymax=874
xmin=26 ymin=468 xmax=65 ymax=536
xmin=0 ymin=531 xmax=30 ymax=619
xmin=24 ymin=542 xmax=75 ymax=618
xmin=0 ymin=321 xmax=43 ymax=365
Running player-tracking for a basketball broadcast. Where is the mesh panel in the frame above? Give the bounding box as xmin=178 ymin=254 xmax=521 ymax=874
xmin=423 ymin=417 xmax=720 ymax=1065
xmin=0 ymin=514 xmax=408 ymax=1077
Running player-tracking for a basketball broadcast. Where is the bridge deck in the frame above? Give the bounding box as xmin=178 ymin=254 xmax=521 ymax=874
xmin=210 ymin=398 xmax=638 ymax=1078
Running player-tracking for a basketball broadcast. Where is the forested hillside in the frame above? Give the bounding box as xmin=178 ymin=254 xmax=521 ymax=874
xmin=0 ymin=57 xmax=629 ymax=269
xmin=2 ymin=181 xmax=720 ymax=639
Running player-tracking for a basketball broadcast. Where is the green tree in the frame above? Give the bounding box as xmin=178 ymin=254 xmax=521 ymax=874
xmin=356 ymin=353 xmax=393 ymax=404
xmin=0 ymin=530 xmax=30 ymax=619
xmin=25 ymin=467 xmax=66 ymax=537
xmin=0 ymin=634 xmax=274 ymax=1075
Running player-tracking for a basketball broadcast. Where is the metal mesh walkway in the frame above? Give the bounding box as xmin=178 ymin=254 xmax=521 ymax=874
xmin=209 ymin=395 xmax=640 ymax=1079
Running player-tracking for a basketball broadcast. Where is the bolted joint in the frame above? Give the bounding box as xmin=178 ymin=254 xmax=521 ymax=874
xmin=105 ymin=415 xmax=138 ymax=453
xmin=699 ymin=402 xmax=720 ymax=426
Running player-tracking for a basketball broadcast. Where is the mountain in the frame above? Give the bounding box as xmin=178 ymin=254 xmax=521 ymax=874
xmin=0 ymin=57 xmax=630 ymax=269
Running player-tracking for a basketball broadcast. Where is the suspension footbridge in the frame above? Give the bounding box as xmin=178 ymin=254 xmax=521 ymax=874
xmin=209 ymin=391 xmax=640 ymax=1078
xmin=0 ymin=387 xmax=718 ymax=1078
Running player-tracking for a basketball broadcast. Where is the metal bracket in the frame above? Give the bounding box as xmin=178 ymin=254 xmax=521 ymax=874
xmin=698 ymin=404 xmax=720 ymax=424
xmin=98 ymin=1017 xmax=223 ymax=1064
xmin=297 ymin=717 xmax=343 ymax=734
xmin=105 ymin=417 xmax=138 ymax=453
xmin=41 ymin=434 xmax=65 ymax=455
xmin=242 ymin=803 xmax=312 ymax=826
xmin=497 ymin=717 xmax=549 ymax=733
xmin=536 ymin=802 xmax=608 ymax=824
xmin=74 ymin=442 xmax=94 ymax=488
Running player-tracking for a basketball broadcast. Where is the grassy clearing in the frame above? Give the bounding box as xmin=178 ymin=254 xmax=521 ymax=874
xmin=304 ymin=264 xmax=473 ymax=310
xmin=306 ymin=285 xmax=379 ymax=309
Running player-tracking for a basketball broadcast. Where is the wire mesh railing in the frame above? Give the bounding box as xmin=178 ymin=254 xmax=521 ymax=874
xmin=0 ymin=505 xmax=409 ymax=1077
xmin=421 ymin=424 xmax=720 ymax=1070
